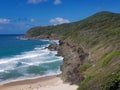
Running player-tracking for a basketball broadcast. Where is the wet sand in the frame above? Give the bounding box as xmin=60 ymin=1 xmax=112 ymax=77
xmin=0 ymin=75 xmax=78 ymax=90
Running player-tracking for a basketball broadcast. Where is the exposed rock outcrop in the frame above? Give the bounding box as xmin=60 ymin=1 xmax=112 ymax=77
xmin=57 ymin=40 xmax=88 ymax=84
xmin=47 ymin=43 xmax=59 ymax=51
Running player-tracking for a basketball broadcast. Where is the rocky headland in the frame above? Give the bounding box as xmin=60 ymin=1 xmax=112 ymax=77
xmin=24 ymin=11 xmax=120 ymax=90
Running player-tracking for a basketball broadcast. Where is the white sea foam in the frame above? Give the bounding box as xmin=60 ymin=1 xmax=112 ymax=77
xmin=30 ymin=59 xmax=62 ymax=65
xmin=39 ymin=39 xmax=50 ymax=42
xmin=50 ymin=40 xmax=59 ymax=44
xmin=19 ymin=38 xmax=28 ymax=40
xmin=0 ymin=37 xmax=64 ymax=84
xmin=0 ymin=54 xmax=38 ymax=64
xmin=0 ymin=70 xmax=5 ymax=72
xmin=0 ymin=71 xmax=61 ymax=85
xmin=0 ymin=45 xmax=63 ymax=74
xmin=0 ymin=47 xmax=49 ymax=64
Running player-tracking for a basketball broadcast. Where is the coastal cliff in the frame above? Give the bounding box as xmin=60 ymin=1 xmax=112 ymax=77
xmin=25 ymin=11 xmax=120 ymax=90
xmin=57 ymin=40 xmax=88 ymax=84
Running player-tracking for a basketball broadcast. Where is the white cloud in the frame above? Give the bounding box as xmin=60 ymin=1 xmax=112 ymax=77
xmin=27 ymin=0 xmax=61 ymax=5
xmin=54 ymin=0 xmax=61 ymax=5
xmin=28 ymin=0 xmax=47 ymax=4
xmin=50 ymin=17 xmax=70 ymax=25
xmin=30 ymin=18 xmax=35 ymax=22
xmin=0 ymin=18 xmax=11 ymax=24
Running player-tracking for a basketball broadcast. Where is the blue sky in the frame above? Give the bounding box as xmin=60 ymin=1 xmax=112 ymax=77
xmin=0 ymin=0 xmax=120 ymax=34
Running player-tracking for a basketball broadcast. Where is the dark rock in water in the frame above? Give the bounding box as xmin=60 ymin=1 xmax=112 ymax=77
xmin=16 ymin=62 xmax=23 ymax=67
xmin=59 ymin=40 xmax=64 ymax=45
xmin=48 ymin=43 xmax=59 ymax=51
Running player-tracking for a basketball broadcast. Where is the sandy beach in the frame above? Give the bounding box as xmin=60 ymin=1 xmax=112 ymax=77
xmin=0 ymin=75 xmax=78 ymax=90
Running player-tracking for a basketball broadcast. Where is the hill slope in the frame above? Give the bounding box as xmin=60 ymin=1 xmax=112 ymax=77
xmin=25 ymin=11 xmax=120 ymax=90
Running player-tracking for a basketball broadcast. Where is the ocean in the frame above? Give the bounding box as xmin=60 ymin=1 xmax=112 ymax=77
xmin=0 ymin=34 xmax=63 ymax=84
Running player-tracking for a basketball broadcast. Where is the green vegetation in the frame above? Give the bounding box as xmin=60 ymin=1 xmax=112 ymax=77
xmin=79 ymin=63 xmax=92 ymax=73
xmin=81 ymin=75 xmax=96 ymax=86
xmin=25 ymin=11 xmax=120 ymax=90
xmin=102 ymin=51 xmax=120 ymax=67
xmin=102 ymin=71 xmax=120 ymax=90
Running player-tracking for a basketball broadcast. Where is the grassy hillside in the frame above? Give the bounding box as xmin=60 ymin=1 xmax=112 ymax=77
xmin=25 ymin=11 xmax=120 ymax=90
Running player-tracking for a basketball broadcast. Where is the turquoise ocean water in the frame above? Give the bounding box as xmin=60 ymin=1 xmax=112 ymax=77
xmin=0 ymin=35 xmax=63 ymax=83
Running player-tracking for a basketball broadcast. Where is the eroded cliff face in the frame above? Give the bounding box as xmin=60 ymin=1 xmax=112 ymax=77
xmin=57 ymin=40 xmax=88 ymax=84
xmin=24 ymin=11 xmax=120 ymax=90
xmin=24 ymin=34 xmax=88 ymax=84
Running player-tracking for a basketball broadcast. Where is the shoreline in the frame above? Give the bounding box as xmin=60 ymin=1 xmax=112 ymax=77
xmin=0 ymin=37 xmax=63 ymax=85
xmin=0 ymin=75 xmax=57 ymax=87
xmin=0 ymin=38 xmax=78 ymax=90
xmin=0 ymin=73 xmax=61 ymax=85
xmin=0 ymin=75 xmax=78 ymax=90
